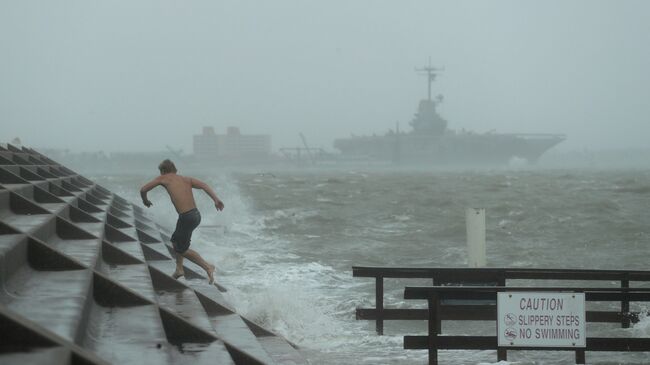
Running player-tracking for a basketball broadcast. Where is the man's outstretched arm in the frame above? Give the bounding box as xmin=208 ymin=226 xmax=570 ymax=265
xmin=140 ymin=177 xmax=161 ymax=207
xmin=190 ymin=178 xmax=224 ymax=211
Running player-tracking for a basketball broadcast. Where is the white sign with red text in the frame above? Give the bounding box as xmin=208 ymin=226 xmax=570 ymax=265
xmin=497 ymin=292 xmax=586 ymax=347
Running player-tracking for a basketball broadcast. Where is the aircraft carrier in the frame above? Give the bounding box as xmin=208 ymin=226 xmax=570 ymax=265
xmin=334 ymin=63 xmax=565 ymax=165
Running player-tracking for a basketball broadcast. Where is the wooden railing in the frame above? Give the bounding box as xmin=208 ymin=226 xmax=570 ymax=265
xmin=403 ymin=286 xmax=650 ymax=365
xmin=353 ymin=267 xmax=650 ymax=334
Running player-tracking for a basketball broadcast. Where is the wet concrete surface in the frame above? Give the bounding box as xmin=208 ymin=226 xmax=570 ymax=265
xmin=72 ymin=222 xmax=105 ymax=237
xmin=105 ymin=240 xmax=148 ymax=263
xmin=1 ymin=267 xmax=90 ymax=341
xmin=34 ymin=202 xmax=68 ymax=213
xmin=0 ymin=233 xmax=24 ymax=253
xmin=0 ymin=214 xmax=52 ymax=236
xmin=83 ymin=303 xmax=170 ymax=364
xmin=156 ymin=288 xmax=215 ymax=334
xmin=140 ymin=243 xmax=174 ymax=260
xmin=257 ymin=337 xmax=305 ymax=365
xmin=0 ymin=346 xmax=70 ymax=365
xmin=97 ymin=262 xmax=156 ymax=303
xmin=166 ymin=341 xmax=236 ymax=365
xmin=208 ymin=312 xmax=276 ymax=364
xmin=45 ymin=237 xmax=100 ymax=267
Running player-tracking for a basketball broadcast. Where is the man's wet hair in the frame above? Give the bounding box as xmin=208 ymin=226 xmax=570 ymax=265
xmin=158 ymin=159 xmax=177 ymax=174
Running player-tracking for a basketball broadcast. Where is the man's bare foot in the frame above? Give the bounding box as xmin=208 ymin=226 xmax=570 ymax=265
xmin=207 ymin=264 xmax=215 ymax=284
xmin=172 ymin=269 xmax=184 ymax=279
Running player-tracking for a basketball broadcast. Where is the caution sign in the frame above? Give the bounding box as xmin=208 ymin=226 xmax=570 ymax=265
xmin=497 ymin=292 xmax=586 ymax=347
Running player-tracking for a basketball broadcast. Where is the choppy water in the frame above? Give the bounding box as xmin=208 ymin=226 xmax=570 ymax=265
xmin=93 ymin=168 xmax=650 ymax=364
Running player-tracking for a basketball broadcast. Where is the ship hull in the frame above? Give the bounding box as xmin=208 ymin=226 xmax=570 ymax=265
xmin=334 ymin=133 xmax=565 ymax=165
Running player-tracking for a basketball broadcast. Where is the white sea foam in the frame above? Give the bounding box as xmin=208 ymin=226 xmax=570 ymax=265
xmin=190 ymin=177 xmax=415 ymax=360
xmin=269 ymin=208 xmax=320 ymax=223
xmin=393 ymin=214 xmax=411 ymax=222
xmin=631 ymin=310 xmax=650 ymax=337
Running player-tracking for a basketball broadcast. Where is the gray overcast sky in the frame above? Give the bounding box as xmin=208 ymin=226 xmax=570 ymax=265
xmin=1 ymin=0 xmax=649 ymax=153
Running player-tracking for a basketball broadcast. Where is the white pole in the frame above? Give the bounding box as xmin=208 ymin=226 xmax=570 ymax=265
xmin=466 ymin=208 xmax=486 ymax=267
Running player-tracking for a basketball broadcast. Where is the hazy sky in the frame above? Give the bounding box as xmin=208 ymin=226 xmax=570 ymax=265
xmin=1 ymin=0 xmax=649 ymax=153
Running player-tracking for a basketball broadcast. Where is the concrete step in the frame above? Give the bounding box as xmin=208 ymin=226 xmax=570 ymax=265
xmin=0 ymin=232 xmax=27 ymax=286
xmin=89 ymin=271 xmax=237 ymax=364
xmin=96 ymin=261 xmax=157 ymax=303
xmin=0 ymin=306 xmax=110 ymax=365
xmin=208 ymin=312 xmax=278 ymax=365
xmin=149 ymin=264 xmax=277 ymax=365
xmin=257 ymin=337 xmax=306 ymax=365
xmin=0 ymin=347 xmax=71 ymax=365
xmin=82 ymin=302 xmax=173 ymax=365
xmin=149 ymin=266 xmax=215 ymax=333
xmin=104 ymin=240 xmax=148 ymax=263
xmin=0 ymin=190 xmax=53 ymax=234
xmin=31 ymin=216 xmax=101 ymax=267
xmin=1 ymin=267 xmax=92 ymax=342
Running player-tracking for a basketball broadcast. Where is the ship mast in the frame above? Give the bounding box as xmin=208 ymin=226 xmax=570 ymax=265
xmin=415 ymin=58 xmax=442 ymax=102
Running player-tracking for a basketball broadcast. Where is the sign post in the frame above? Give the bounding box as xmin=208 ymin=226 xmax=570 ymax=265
xmin=497 ymin=292 xmax=586 ymax=348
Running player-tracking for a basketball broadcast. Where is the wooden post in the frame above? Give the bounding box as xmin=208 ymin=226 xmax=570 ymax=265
xmin=621 ymin=278 xmax=630 ymax=328
xmin=376 ymin=276 xmax=384 ymax=335
xmin=497 ymin=270 xmax=506 ymax=286
xmin=575 ymin=349 xmax=586 ymax=364
xmin=497 ymin=348 xmax=507 ymax=361
xmin=428 ymin=295 xmax=440 ymax=365
xmin=497 ymin=272 xmax=507 ymax=362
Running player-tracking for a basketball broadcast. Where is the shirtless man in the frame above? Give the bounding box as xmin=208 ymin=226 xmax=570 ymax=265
xmin=139 ymin=159 xmax=224 ymax=284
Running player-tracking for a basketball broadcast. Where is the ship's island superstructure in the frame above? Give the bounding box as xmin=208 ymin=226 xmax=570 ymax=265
xmin=334 ymin=63 xmax=565 ymax=165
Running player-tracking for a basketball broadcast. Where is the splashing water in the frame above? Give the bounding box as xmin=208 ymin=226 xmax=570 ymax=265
xmin=92 ymin=169 xmax=650 ymax=365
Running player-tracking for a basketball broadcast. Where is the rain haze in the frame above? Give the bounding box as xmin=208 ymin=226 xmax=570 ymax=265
xmin=1 ymin=0 xmax=649 ymax=155
xmin=2 ymin=3 xmax=650 ymax=365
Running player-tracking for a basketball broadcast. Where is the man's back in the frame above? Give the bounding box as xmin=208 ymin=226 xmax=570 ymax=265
xmin=140 ymin=161 xmax=224 ymax=214
xmin=159 ymin=174 xmax=197 ymax=214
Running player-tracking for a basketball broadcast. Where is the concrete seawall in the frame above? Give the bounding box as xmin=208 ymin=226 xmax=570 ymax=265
xmin=0 ymin=144 xmax=305 ymax=365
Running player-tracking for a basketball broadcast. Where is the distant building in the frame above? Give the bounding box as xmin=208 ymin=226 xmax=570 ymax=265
xmin=193 ymin=126 xmax=271 ymax=161
xmin=193 ymin=127 xmax=219 ymax=159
